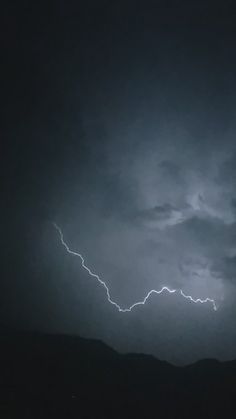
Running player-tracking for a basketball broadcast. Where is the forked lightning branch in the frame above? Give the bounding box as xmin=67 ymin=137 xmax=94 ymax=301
xmin=53 ymin=223 xmax=217 ymax=312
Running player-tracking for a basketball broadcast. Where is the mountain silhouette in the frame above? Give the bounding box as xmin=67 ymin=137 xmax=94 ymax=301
xmin=0 ymin=329 xmax=235 ymax=418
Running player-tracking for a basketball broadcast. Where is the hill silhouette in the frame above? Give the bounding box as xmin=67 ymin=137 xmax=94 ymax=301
xmin=0 ymin=330 xmax=235 ymax=418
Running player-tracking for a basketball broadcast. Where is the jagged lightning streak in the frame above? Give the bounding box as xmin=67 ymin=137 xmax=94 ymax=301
xmin=53 ymin=223 xmax=217 ymax=311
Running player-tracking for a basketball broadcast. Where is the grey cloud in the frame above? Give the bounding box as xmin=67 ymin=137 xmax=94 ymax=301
xmin=68 ymin=99 xmax=236 ymax=363
xmin=212 ymin=255 xmax=236 ymax=283
xmin=158 ymin=160 xmax=184 ymax=184
xmin=217 ymin=151 xmax=236 ymax=187
xmin=135 ymin=203 xmax=186 ymax=229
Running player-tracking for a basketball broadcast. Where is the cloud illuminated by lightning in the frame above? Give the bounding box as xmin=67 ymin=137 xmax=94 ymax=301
xmin=53 ymin=223 xmax=217 ymax=311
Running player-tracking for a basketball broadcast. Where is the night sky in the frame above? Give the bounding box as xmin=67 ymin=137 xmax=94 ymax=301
xmin=2 ymin=1 xmax=236 ymax=364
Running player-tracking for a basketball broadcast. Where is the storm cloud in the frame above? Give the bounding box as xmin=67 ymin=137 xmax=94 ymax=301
xmin=3 ymin=1 xmax=236 ymax=365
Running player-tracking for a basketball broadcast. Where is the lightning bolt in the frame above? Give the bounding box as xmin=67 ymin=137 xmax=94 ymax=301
xmin=53 ymin=223 xmax=217 ymax=312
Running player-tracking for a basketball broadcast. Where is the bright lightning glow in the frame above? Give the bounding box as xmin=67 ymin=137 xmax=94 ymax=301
xmin=53 ymin=223 xmax=217 ymax=311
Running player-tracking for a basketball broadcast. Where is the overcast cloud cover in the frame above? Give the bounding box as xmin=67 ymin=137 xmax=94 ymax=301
xmin=52 ymin=104 xmax=236 ymax=364
xmin=2 ymin=1 xmax=236 ymax=364
xmin=81 ymin=116 xmax=235 ymax=302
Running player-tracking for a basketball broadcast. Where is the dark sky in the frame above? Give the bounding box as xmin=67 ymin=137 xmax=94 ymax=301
xmin=2 ymin=0 xmax=236 ymax=364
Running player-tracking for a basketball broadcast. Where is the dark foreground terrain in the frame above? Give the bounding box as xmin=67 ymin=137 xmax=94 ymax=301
xmin=0 ymin=330 xmax=235 ymax=418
